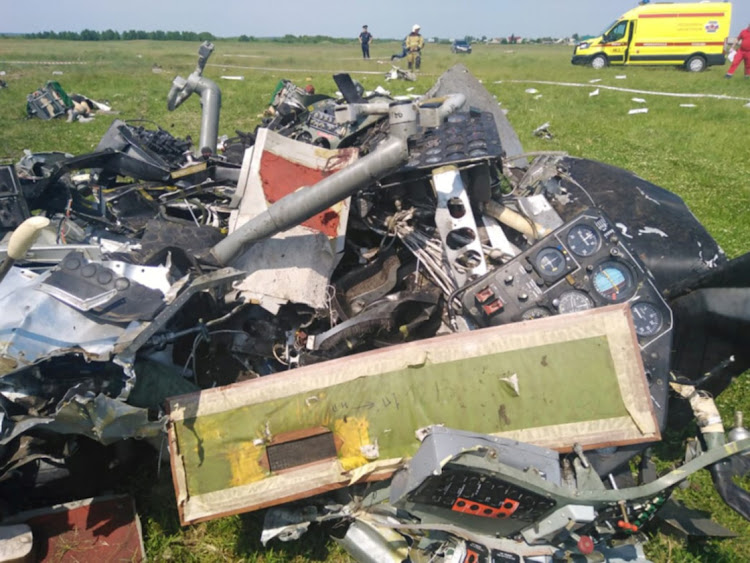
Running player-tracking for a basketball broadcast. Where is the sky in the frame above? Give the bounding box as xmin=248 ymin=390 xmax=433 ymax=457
xmin=3 ymin=0 xmax=749 ymax=39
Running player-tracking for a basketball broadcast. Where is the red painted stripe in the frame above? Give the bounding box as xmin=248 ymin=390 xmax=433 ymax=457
xmin=634 ymin=41 xmax=724 ymax=46
xmin=639 ymin=12 xmax=724 ymax=18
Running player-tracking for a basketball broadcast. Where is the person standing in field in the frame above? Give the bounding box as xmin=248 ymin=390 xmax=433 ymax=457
xmin=406 ymin=24 xmax=424 ymax=71
xmin=359 ymin=25 xmax=373 ymax=59
xmin=725 ymin=22 xmax=750 ymax=78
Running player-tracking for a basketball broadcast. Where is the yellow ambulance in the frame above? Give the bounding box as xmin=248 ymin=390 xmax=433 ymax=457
xmin=572 ymin=1 xmax=732 ymax=71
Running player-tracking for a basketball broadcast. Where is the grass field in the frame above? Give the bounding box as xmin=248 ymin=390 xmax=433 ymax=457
xmin=1 ymin=38 xmax=749 ymax=562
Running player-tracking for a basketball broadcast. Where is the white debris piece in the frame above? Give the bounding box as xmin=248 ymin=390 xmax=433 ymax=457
xmin=745 ymin=102 xmax=750 ymax=108
xmin=589 ymin=89 xmax=599 ymax=97
xmin=628 ymin=108 xmax=649 ymax=114
xmin=220 ymin=75 xmax=245 ymax=80
xmin=616 ymin=223 xmax=634 ymax=239
xmin=680 ymin=104 xmax=697 ymax=108
xmin=52 ymin=70 xmax=63 ymax=75
xmin=360 ymin=442 xmax=379 ymax=460
xmin=589 ymin=78 xmax=602 ymax=83
xmin=638 ymin=226 xmax=668 ymax=238
xmin=635 ymin=186 xmax=661 ymax=205
xmin=374 ymin=85 xmax=391 ymax=95
xmin=534 ymin=94 xmax=543 ymax=99
xmin=631 ymin=97 xmax=646 ymax=103
xmin=500 ymin=374 xmax=520 ymax=396
xmin=525 ymin=88 xmax=538 ymax=94
xmin=615 ymin=75 xmax=627 ymax=79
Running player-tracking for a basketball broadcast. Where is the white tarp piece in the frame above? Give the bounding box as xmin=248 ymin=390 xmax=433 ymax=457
xmin=229 ymin=128 xmax=359 ymax=314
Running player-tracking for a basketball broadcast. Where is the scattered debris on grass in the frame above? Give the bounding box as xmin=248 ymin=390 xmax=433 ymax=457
xmin=1 ymin=43 xmax=749 ymax=563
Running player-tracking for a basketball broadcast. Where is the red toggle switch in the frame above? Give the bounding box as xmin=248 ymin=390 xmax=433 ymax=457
xmin=482 ymin=298 xmax=504 ymax=316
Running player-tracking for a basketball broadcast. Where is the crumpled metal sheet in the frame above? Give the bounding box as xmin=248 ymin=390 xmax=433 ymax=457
xmin=228 ymin=128 xmax=357 ymax=314
xmin=47 ymin=391 xmax=165 ymax=445
xmin=0 ymin=387 xmax=163 ymax=447
xmin=0 ymin=268 xmax=133 ymax=377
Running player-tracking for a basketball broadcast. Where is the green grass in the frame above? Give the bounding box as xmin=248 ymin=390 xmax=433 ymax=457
xmin=1 ymin=39 xmax=749 ymax=561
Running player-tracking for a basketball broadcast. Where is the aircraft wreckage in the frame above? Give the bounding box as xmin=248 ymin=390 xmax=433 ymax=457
xmin=0 ymin=42 xmax=748 ymax=562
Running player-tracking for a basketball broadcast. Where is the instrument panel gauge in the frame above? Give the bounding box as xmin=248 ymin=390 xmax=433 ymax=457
xmin=557 ymin=290 xmax=594 ymax=314
xmin=592 ymin=261 xmax=635 ymax=302
xmin=631 ymin=302 xmax=663 ymax=336
xmin=521 ymin=307 xmax=551 ymax=321
xmin=566 ymin=225 xmax=600 ymax=257
xmin=534 ymin=247 xmax=567 ymax=278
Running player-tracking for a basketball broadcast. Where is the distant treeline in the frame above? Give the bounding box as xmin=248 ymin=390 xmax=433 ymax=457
xmin=23 ymin=30 xmax=216 ymax=41
xmin=17 ymin=31 xmax=574 ymax=44
xmin=20 ymin=31 xmax=376 ymax=43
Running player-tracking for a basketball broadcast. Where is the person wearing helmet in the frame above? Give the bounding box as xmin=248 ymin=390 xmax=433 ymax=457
xmin=405 ymin=24 xmax=425 ymax=71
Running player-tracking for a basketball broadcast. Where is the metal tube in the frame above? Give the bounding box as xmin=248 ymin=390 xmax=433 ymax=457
xmin=196 ymin=78 xmax=221 ymax=155
xmin=211 ymin=136 xmax=409 ymax=265
xmin=334 ymin=519 xmax=409 ymax=563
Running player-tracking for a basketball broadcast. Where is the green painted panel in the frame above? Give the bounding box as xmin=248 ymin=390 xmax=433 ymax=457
xmin=174 ymin=335 xmax=626 ymax=496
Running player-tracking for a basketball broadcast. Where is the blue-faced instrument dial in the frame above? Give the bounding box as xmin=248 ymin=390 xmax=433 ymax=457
xmin=592 ymin=261 xmax=634 ymax=302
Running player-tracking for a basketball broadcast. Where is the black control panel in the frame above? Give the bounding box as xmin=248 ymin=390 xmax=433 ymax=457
xmin=407 ymin=463 xmax=557 ymax=536
xmin=461 ymin=209 xmax=672 ymax=429
xmin=306 ymin=108 xmax=340 ymax=137
xmin=462 ymin=209 xmax=671 ymax=347
xmin=405 ymin=110 xmax=504 ymax=170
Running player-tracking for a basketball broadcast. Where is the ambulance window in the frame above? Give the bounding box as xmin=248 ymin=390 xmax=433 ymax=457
xmin=605 ymin=21 xmax=628 ymax=42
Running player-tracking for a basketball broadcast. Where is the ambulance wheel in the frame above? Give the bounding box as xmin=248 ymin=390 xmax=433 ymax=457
xmin=590 ymin=55 xmax=608 ymax=70
xmin=685 ymin=55 xmax=706 ymax=72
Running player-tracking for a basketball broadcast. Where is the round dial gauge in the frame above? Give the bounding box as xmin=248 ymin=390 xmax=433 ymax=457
xmin=535 ymin=247 xmax=567 ymax=277
xmin=592 ymin=261 xmax=635 ymax=302
xmin=631 ymin=302 xmax=663 ymax=336
xmin=521 ymin=307 xmax=551 ymax=321
xmin=558 ymin=290 xmax=594 ymax=314
xmin=566 ymin=225 xmax=600 ymax=257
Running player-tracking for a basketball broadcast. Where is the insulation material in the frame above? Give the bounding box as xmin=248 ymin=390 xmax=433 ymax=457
xmin=228 ymin=129 xmax=359 ymax=313
xmin=167 ymin=304 xmax=659 ymax=524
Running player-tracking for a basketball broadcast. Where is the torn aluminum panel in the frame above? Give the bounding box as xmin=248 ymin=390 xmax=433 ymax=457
xmin=112 ymin=267 xmax=247 ymax=369
xmin=45 ymin=391 xmax=164 ymax=445
xmin=228 ymin=128 xmax=358 ymax=314
xmin=0 ymin=390 xmax=164 ymax=447
xmin=0 ymin=244 xmax=103 ymax=267
xmin=37 ymin=252 xmax=166 ymax=322
xmin=261 ymin=504 xmax=353 ymax=545
xmin=100 ymin=260 xmax=172 ymax=295
xmin=0 ymin=268 xmax=131 ymax=377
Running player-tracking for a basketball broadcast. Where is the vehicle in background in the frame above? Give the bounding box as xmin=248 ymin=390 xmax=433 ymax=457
xmin=572 ymin=1 xmax=732 ymax=72
xmin=451 ymin=39 xmax=472 ymax=54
